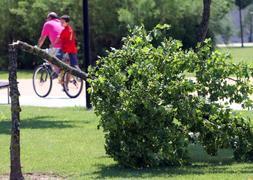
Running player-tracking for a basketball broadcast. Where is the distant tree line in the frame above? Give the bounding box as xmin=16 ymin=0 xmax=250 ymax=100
xmin=0 ymin=0 xmax=234 ymax=70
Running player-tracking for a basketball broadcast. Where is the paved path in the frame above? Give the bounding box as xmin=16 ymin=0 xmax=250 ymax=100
xmin=0 ymin=79 xmax=87 ymax=107
xmin=217 ymin=42 xmax=253 ymax=48
xmin=0 ymin=79 xmax=246 ymax=110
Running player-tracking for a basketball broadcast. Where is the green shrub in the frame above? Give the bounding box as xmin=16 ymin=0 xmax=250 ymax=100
xmin=89 ymin=25 xmax=253 ymax=168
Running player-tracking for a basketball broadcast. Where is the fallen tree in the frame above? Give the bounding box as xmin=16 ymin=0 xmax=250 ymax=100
xmin=10 ymin=41 xmax=88 ymax=80
xmin=90 ymin=26 xmax=253 ymax=168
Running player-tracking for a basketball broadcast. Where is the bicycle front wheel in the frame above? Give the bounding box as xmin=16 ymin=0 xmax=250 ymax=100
xmin=63 ymin=72 xmax=83 ymax=98
xmin=33 ymin=65 xmax=52 ymax=98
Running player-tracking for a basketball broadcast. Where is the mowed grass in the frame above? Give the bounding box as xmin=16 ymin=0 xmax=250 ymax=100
xmin=220 ymin=47 xmax=253 ymax=66
xmin=0 ymin=106 xmax=252 ymax=179
xmin=0 ymin=70 xmax=33 ymax=79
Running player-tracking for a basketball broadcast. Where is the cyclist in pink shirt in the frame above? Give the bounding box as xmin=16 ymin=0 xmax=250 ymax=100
xmin=37 ymin=12 xmax=64 ymax=77
xmin=38 ymin=12 xmax=63 ymax=49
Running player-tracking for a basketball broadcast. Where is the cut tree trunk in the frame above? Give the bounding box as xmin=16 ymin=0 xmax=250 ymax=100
xmin=9 ymin=45 xmax=24 ymax=180
xmin=197 ymin=0 xmax=212 ymax=43
xmin=10 ymin=41 xmax=88 ymax=80
xmin=8 ymin=41 xmax=89 ymax=179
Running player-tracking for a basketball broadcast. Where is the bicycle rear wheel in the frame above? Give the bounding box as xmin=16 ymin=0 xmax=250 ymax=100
xmin=33 ymin=65 xmax=52 ymax=98
xmin=63 ymin=72 xmax=83 ymax=98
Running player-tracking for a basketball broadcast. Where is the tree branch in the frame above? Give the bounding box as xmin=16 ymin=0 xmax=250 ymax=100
xmin=9 ymin=41 xmax=88 ymax=80
xmin=226 ymin=77 xmax=239 ymax=82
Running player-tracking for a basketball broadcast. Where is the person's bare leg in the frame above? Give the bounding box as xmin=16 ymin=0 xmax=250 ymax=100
xmin=53 ymin=65 xmax=60 ymax=74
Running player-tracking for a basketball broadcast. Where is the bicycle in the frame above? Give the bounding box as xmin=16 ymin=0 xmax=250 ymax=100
xmin=32 ymin=50 xmax=83 ymax=98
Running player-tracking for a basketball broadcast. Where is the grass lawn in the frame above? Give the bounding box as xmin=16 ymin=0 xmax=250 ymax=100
xmin=219 ymin=47 xmax=253 ymax=66
xmin=0 ymin=106 xmax=252 ymax=179
xmin=0 ymin=70 xmax=33 ymax=79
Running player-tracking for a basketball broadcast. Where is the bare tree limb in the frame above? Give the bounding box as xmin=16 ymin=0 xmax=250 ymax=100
xmin=10 ymin=41 xmax=88 ymax=80
xmin=226 ymin=77 xmax=239 ymax=82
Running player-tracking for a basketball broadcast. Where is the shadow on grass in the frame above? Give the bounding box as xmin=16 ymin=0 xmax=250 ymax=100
xmin=0 ymin=116 xmax=90 ymax=135
xmin=91 ymin=163 xmax=253 ymax=179
xmin=89 ymin=143 xmax=253 ymax=179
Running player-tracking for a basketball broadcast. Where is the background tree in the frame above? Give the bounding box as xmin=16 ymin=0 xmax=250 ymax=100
xmin=235 ymin=0 xmax=253 ymax=47
xmin=117 ymin=0 xmax=233 ymax=47
xmin=197 ymin=0 xmax=212 ymax=43
xmin=216 ymin=17 xmax=234 ymax=44
xmin=0 ymin=0 xmax=19 ymax=68
xmin=243 ymin=4 xmax=253 ymax=42
xmin=0 ymin=0 xmax=234 ymax=70
xmin=89 ymin=0 xmax=123 ymax=60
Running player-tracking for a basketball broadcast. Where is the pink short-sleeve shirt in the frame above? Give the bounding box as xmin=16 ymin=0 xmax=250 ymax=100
xmin=41 ymin=19 xmax=64 ymax=48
